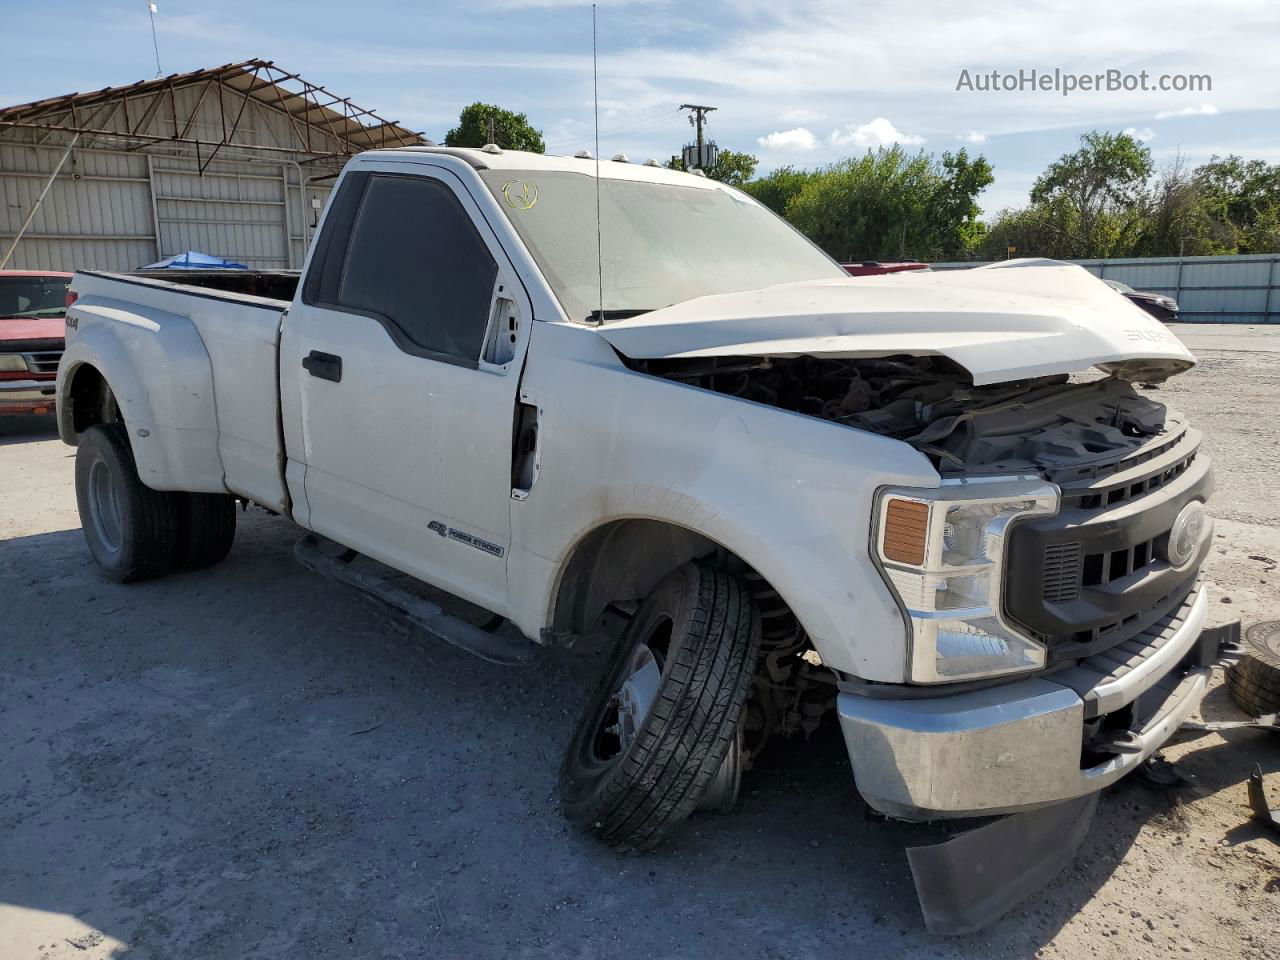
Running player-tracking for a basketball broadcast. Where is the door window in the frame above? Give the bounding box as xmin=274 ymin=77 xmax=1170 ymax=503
xmin=316 ymin=173 xmax=499 ymax=364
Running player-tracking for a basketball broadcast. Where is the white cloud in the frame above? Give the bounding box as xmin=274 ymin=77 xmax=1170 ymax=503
xmin=1123 ymin=126 xmax=1157 ymax=142
xmin=959 ymin=130 xmax=987 ymax=143
xmin=829 ymin=117 xmax=925 ymax=149
xmin=1155 ymin=104 xmax=1219 ymax=119
xmin=757 ymin=127 xmax=819 ymax=151
xmin=781 ymin=107 xmax=827 ymax=124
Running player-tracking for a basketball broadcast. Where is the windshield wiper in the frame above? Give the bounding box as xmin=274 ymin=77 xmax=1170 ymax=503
xmin=587 ymin=308 xmax=657 ymax=323
xmin=8 ymin=307 xmax=66 ymax=318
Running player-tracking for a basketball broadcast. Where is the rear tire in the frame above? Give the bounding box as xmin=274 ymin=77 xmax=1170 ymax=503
xmin=560 ymin=563 xmax=761 ymax=853
xmin=176 ymin=492 xmax=237 ymax=570
xmin=75 ymin=423 xmax=181 ymax=582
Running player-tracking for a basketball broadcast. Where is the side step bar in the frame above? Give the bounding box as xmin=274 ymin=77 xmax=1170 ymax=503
xmin=293 ymin=534 xmax=538 ymax=666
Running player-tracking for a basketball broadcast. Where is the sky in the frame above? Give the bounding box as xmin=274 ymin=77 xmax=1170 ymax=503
xmin=2 ymin=0 xmax=1278 ymax=216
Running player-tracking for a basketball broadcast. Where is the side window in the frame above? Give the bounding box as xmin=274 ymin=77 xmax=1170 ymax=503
xmin=336 ymin=174 xmax=499 ymax=364
xmin=303 ymin=171 xmax=368 ymax=307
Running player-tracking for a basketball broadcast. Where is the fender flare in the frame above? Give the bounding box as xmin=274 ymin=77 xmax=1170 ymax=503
xmin=57 ymin=296 xmax=226 ymax=493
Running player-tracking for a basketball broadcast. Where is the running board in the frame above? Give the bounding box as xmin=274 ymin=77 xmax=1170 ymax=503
xmin=293 ymin=534 xmax=537 ymax=666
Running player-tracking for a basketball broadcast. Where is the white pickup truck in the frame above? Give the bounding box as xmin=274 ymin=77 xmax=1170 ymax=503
xmin=57 ymin=146 xmax=1223 ymax=928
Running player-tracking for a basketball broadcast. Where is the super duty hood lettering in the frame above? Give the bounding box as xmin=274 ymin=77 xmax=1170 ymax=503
xmin=596 ymin=260 xmax=1195 ymax=386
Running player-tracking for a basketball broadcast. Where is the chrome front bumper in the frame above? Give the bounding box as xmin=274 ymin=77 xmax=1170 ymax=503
xmin=839 ymin=586 xmax=1213 ymax=819
xmin=0 ymin=379 xmax=57 ymax=400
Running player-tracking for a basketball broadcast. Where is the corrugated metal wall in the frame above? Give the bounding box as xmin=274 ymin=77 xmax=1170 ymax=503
xmin=931 ymin=254 xmax=1280 ymax=323
xmin=0 ymin=81 xmax=341 ymax=272
xmin=0 ymin=143 xmax=154 ymax=271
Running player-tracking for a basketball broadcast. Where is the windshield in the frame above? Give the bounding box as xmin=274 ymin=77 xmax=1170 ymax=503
xmin=1104 ymin=279 xmax=1136 ymax=295
xmin=0 ymin=276 xmax=70 ymax=318
xmin=479 ymin=170 xmax=846 ymax=322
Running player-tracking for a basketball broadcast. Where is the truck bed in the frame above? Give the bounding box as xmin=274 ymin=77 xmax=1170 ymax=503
xmin=126 ymin=268 xmax=301 ymax=302
xmin=66 ymin=270 xmax=291 ymax=511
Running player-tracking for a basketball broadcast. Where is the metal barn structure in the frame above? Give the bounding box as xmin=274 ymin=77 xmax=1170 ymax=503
xmin=0 ymin=60 xmax=426 ymax=272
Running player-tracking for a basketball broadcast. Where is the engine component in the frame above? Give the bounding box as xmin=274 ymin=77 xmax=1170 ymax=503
xmin=630 ymin=354 xmax=1171 ymax=475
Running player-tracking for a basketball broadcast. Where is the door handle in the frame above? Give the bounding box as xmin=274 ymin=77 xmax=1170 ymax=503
xmin=302 ymin=350 xmax=342 ymax=383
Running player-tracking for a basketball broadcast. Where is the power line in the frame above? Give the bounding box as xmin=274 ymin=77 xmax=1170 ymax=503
xmin=544 ymin=108 xmax=679 ymax=150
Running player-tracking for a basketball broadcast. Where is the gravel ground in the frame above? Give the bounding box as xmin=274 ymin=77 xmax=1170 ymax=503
xmin=1 ymin=324 xmax=1278 ymax=959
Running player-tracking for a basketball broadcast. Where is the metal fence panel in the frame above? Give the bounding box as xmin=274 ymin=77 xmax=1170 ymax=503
xmin=930 ymin=254 xmax=1280 ymax=323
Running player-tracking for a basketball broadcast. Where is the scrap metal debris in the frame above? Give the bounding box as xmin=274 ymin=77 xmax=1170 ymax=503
xmin=1247 ymin=765 xmax=1280 ymax=839
xmin=1136 ymin=752 xmax=1192 ymax=789
xmin=1179 ymin=713 xmax=1278 ymax=735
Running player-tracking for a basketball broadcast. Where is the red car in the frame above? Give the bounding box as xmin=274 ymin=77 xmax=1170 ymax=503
xmin=0 ymin=270 xmax=72 ymax=415
xmin=841 ymin=261 xmax=930 ymax=277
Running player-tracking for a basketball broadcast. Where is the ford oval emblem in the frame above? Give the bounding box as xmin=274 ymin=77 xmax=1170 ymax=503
xmin=1165 ymin=501 xmax=1206 ymax=568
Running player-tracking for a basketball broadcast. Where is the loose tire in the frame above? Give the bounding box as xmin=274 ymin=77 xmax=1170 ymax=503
xmin=176 ymin=492 xmax=237 ymax=570
xmin=1225 ymin=622 xmax=1280 ymax=716
xmin=75 ymin=423 xmax=181 ymax=583
xmin=561 ymin=563 xmax=761 ymax=853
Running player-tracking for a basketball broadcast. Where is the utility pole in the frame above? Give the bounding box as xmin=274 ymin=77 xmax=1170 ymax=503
xmin=679 ymin=104 xmax=716 ymax=167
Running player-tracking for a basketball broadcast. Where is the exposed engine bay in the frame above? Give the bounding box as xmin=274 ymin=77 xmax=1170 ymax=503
xmin=629 ymin=354 xmax=1172 ymax=476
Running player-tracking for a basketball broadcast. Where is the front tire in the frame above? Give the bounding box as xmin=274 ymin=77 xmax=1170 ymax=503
xmin=560 ymin=563 xmax=761 ymax=853
xmin=75 ymin=423 xmax=181 ymax=582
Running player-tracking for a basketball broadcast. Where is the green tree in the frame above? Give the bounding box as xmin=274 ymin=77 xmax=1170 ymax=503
xmin=705 ymin=149 xmax=758 ymax=186
xmin=780 ymin=146 xmax=993 ymax=261
xmin=445 ymin=103 xmax=545 ymax=153
xmin=666 ymin=148 xmax=759 ymax=186
xmin=1027 ymin=131 xmax=1153 ymax=258
xmin=966 ymin=133 xmax=1280 ymax=261
xmin=1134 ymin=157 xmax=1224 ymax=257
xmin=742 ymin=166 xmax=814 ymax=216
xmin=976 ymin=200 xmax=1079 ymax=260
xmin=1195 ymin=155 xmax=1280 ymax=253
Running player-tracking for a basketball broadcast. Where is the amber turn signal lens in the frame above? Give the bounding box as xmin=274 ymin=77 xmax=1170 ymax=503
xmin=882 ymin=498 xmax=930 ymax=565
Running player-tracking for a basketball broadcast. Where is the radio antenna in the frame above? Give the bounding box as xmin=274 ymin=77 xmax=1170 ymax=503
xmin=592 ymin=3 xmax=604 ymax=324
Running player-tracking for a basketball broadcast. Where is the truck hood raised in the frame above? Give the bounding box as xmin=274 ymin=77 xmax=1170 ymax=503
xmin=596 ymin=259 xmax=1195 ymax=386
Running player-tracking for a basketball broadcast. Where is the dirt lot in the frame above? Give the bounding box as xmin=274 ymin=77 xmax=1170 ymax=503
xmin=2 ymin=324 xmax=1278 ymax=959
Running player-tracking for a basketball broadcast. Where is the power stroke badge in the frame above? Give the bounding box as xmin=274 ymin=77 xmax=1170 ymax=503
xmin=428 ymin=520 xmax=505 ymax=558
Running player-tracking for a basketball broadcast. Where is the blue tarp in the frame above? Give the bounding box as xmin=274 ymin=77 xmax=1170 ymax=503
xmin=140 ymin=251 xmax=249 ymax=270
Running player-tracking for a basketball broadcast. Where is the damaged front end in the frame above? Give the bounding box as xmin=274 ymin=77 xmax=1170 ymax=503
xmin=624 ymin=347 xmax=1223 ymax=932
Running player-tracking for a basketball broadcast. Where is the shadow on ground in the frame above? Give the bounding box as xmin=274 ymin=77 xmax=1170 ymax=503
xmin=1 ymin=512 xmax=1274 ymax=959
xmin=0 ymin=412 xmax=58 ymax=445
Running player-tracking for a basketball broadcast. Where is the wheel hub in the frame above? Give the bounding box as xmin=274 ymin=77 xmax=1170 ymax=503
xmin=88 ymin=457 xmax=123 ymax=555
xmin=612 ymin=644 xmax=662 ymax=751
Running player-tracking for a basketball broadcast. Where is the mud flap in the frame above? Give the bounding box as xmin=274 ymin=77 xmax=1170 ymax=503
xmin=907 ymin=793 xmax=1098 ymax=935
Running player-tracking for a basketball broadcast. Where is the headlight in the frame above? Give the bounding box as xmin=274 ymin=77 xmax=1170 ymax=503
xmin=0 ymin=354 xmax=28 ymax=372
xmin=874 ymin=478 xmax=1060 ymax=683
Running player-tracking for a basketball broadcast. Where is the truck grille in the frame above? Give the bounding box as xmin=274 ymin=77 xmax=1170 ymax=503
xmin=1062 ymin=444 xmax=1198 ymax=510
xmin=1005 ymin=426 xmax=1212 ymax=662
xmin=1042 ymin=542 xmax=1083 ymax=602
xmin=23 ymin=350 xmax=62 ymax=375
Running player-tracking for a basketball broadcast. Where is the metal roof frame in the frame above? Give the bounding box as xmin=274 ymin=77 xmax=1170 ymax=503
xmin=0 ymin=59 xmax=426 ymax=167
